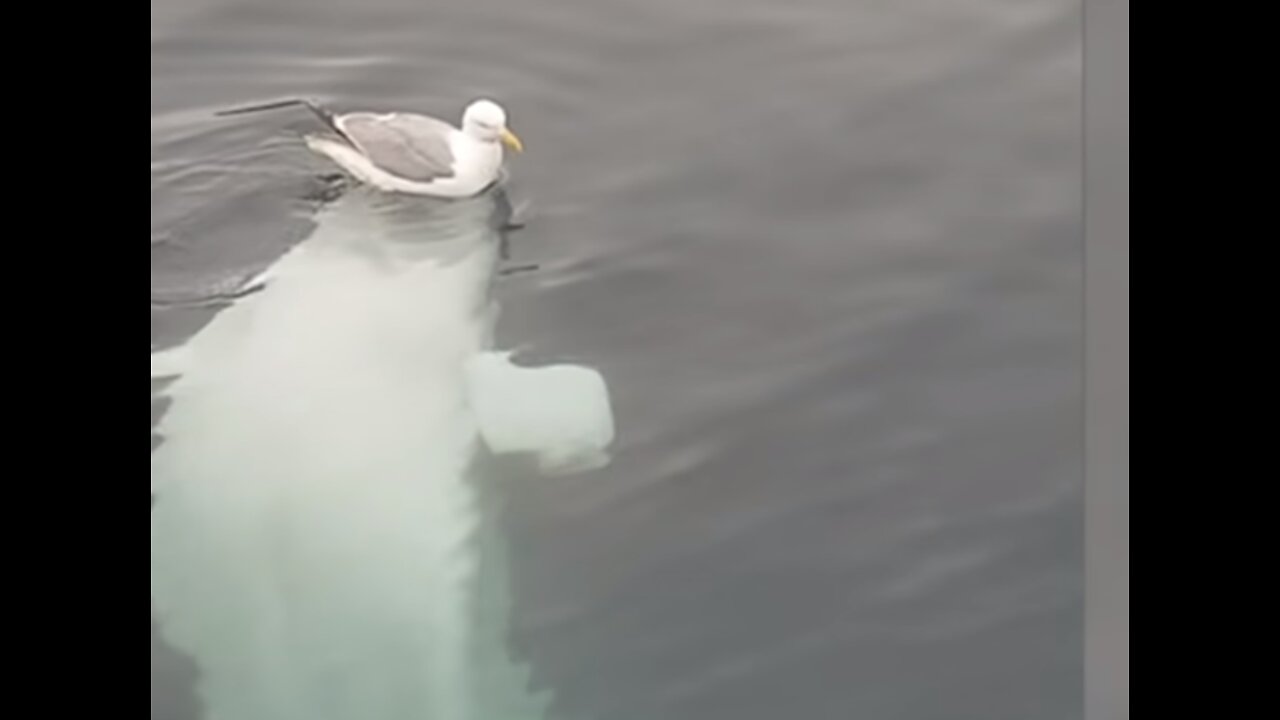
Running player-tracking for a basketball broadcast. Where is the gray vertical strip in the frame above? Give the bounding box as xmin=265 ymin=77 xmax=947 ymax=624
xmin=1086 ymin=0 xmax=1129 ymax=718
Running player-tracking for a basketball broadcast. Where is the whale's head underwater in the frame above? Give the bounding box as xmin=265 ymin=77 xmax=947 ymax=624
xmin=150 ymin=184 xmax=615 ymax=720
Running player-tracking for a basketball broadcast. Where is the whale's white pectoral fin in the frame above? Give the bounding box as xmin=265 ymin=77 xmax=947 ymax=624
xmin=536 ymin=445 xmax=612 ymax=476
xmin=151 ymin=345 xmax=191 ymax=380
xmin=466 ymin=351 xmax=616 ymax=475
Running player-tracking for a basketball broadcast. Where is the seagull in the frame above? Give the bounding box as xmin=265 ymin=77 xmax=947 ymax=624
xmin=215 ymin=98 xmax=524 ymax=198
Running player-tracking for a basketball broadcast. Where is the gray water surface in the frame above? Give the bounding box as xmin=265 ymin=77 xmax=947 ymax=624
xmin=151 ymin=0 xmax=1083 ymax=718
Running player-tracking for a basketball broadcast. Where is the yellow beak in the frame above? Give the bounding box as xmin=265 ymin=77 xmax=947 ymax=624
xmin=500 ymin=127 xmax=524 ymax=153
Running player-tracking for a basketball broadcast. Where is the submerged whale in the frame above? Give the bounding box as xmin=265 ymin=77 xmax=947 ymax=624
xmin=150 ymin=185 xmax=614 ymax=720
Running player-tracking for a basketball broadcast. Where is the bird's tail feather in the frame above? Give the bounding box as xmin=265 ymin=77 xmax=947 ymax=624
xmin=215 ymin=98 xmax=344 ymax=138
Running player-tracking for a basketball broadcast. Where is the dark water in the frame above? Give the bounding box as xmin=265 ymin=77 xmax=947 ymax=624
xmin=151 ymin=0 xmax=1083 ymax=718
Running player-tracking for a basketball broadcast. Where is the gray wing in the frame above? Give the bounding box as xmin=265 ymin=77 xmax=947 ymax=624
xmin=336 ymin=113 xmax=457 ymax=182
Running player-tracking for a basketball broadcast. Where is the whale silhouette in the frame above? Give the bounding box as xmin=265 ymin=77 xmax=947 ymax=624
xmin=151 ymin=184 xmax=615 ymax=720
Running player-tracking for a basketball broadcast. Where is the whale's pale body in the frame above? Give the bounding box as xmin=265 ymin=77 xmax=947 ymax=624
xmin=151 ymin=187 xmax=613 ymax=720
